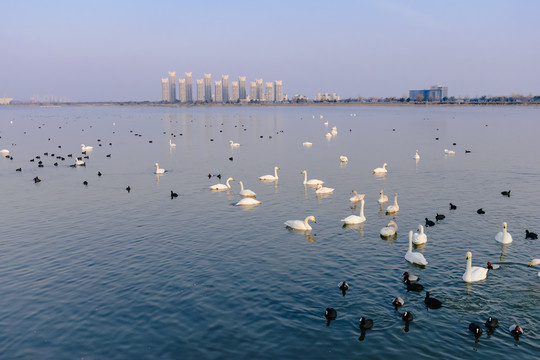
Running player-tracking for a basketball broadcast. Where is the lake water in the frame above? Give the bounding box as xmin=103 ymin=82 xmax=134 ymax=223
xmin=0 ymin=105 xmax=539 ymax=359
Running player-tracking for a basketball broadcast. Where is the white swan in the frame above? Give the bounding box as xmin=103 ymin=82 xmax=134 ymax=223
xmin=81 ymin=144 xmax=93 ymax=151
xmin=75 ymin=158 xmax=85 ymax=166
xmin=349 ymin=190 xmax=365 ymax=202
xmin=373 ymin=163 xmax=388 ymax=174
xmin=444 ymin=149 xmax=455 ymax=155
xmin=302 ymin=142 xmax=313 ymax=147
xmin=210 ymin=177 xmax=234 ymax=190
xmin=495 ymin=222 xmax=513 ymax=244
xmin=412 ymin=225 xmax=427 ymax=245
xmin=285 ymin=216 xmax=316 ymax=231
xmin=0 ymin=149 xmax=9 ymax=155
xmin=301 ymin=170 xmax=324 ymax=186
xmin=154 ymin=163 xmax=165 ymax=174
xmin=236 ymin=198 xmax=261 ymax=206
xmin=380 ymin=220 xmax=398 ymax=237
xmin=238 ymin=181 xmax=256 ymax=197
xmin=405 ymin=230 xmax=428 ymax=265
xmin=325 ymin=132 xmax=332 ymax=138
xmin=259 ymin=166 xmax=279 ymax=181
xmin=463 ymin=252 xmax=488 ymax=282
xmin=386 ymin=193 xmax=399 ymax=214
xmin=529 ymin=259 xmax=540 ymax=267
xmin=413 ymin=150 xmax=420 ymax=160
xmin=339 ymin=155 xmax=348 ymax=163
xmin=378 ymin=190 xmax=388 ymax=204
xmin=341 ymin=199 xmax=366 ymax=224
xmin=315 ymin=184 xmax=334 ymax=194
xmin=169 ymin=139 xmax=176 ymax=147
xmin=229 ymin=140 xmax=240 ymax=147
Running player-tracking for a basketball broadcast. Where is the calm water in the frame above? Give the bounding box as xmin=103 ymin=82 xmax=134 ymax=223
xmin=1 ymin=105 xmax=539 ymax=359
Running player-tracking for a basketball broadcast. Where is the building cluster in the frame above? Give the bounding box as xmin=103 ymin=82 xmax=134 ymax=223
xmin=409 ymin=85 xmax=448 ymax=102
xmin=0 ymin=97 xmax=13 ymax=105
xmin=314 ymin=92 xmax=340 ymax=102
xmin=161 ymin=72 xmax=286 ymax=104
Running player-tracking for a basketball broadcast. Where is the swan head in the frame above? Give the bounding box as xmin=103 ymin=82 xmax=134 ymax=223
xmin=307 ymin=216 xmax=316 ymax=223
xmin=155 ymin=163 xmax=159 ymax=167
xmin=380 ymin=189 xmax=384 ymax=195
xmin=466 ymin=251 xmax=472 ymax=259
xmin=275 ymin=166 xmax=280 ymax=170
xmin=239 ymin=180 xmax=243 ymax=186
xmin=409 ymin=230 xmax=413 ymax=239
xmin=383 ymin=163 xmax=388 ymax=168
xmin=227 ymin=177 xmax=234 ymax=182
xmin=316 ymin=184 xmax=322 ymax=189
xmin=81 ymin=144 xmax=85 ymax=147
xmin=301 ymin=170 xmax=306 ymax=174
xmin=503 ymin=222 xmax=507 ymax=229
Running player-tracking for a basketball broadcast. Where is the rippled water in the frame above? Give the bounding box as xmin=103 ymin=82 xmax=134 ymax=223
xmin=1 ymin=105 xmax=539 ymax=359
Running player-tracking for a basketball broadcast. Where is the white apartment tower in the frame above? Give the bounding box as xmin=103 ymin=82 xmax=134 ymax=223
xmin=221 ymin=75 xmax=229 ymax=102
xmin=204 ymin=74 xmax=212 ymax=102
xmin=161 ymin=78 xmax=170 ymax=102
xmin=231 ymin=81 xmax=239 ymax=102
xmin=250 ymin=81 xmax=257 ymax=101
xmin=168 ymin=72 xmax=176 ymax=102
xmin=196 ymin=79 xmax=204 ymax=102
xmin=265 ymin=82 xmax=274 ymax=102
xmin=215 ymin=80 xmax=223 ymax=102
xmin=238 ymin=76 xmax=247 ymax=99
xmin=274 ymin=80 xmax=283 ymax=102
xmin=185 ymin=72 xmax=193 ymax=102
xmin=256 ymin=79 xmax=263 ymax=100
xmin=178 ymin=78 xmax=187 ymax=103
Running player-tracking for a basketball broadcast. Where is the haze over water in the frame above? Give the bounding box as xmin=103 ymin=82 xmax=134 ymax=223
xmin=1 ymin=105 xmax=539 ymax=359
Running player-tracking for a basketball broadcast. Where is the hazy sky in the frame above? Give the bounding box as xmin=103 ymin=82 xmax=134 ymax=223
xmin=2 ymin=0 xmax=539 ymax=101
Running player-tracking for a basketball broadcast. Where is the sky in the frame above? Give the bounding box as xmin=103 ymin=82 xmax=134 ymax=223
xmin=1 ymin=0 xmax=539 ymax=102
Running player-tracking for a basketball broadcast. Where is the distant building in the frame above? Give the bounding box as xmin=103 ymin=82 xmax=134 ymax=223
xmin=274 ymin=80 xmax=283 ymax=102
xmin=178 ymin=78 xmax=187 ymax=103
xmin=185 ymin=72 xmax=193 ymax=103
xmin=222 ymin=75 xmax=229 ymax=102
xmin=161 ymin=78 xmax=170 ymax=102
xmin=409 ymin=85 xmax=448 ymax=101
xmin=250 ymin=81 xmax=257 ymax=100
xmin=196 ymin=79 xmax=204 ymax=102
xmin=265 ymin=82 xmax=274 ymax=102
xmin=215 ymin=80 xmax=223 ymax=102
xmin=315 ymin=92 xmax=340 ymax=102
xmin=238 ymin=76 xmax=247 ymax=100
xmin=204 ymin=74 xmax=212 ymax=102
xmin=256 ymin=79 xmax=263 ymax=100
xmin=231 ymin=81 xmax=239 ymax=102
xmin=0 ymin=97 xmax=13 ymax=105
xmin=168 ymin=72 xmax=176 ymax=102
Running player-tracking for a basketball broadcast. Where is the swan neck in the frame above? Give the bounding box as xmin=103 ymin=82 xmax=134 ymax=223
xmin=466 ymin=256 xmax=472 ymax=277
xmin=274 ymin=168 xmax=278 ymax=178
xmin=394 ymin=195 xmax=398 ymax=206
xmin=239 ymin=181 xmax=244 ymax=191
xmin=303 ymin=171 xmax=307 ymax=183
xmin=226 ymin=179 xmax=231 ymax=188
xmin=360 ymin=200 xmax=364 ymax=216
xmin=408 ymin=232 xmax=412 ymax=252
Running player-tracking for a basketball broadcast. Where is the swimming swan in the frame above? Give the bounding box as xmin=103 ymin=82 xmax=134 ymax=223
xmin=463 ymin=252 xmax=488 ymax=282
xmin=169 ymin=139 xmax=176 ymax=147
xmin=154 ymin=163 xmax=165 ymax=174
xmin=378 ymin=190 xmax=388 ymax=204
xmin=413 ymin=150 xmax=420 ymax=160
xmin=81 ymin=144 xmax=93 ymax=151
xmin=412 ymin=225 xmax=427 ymax=245
xmin=529 ymin=259 xmax=540 ymax=267
xmin=380 ymin=220 xmax=398 ymax=237
xmin=341 ymin=199 xmax=366 ymax=224
xmin=259 ymin=166 xmax=279 ymax=181
xmin=349 ymin=190 xmax=365 ymax=202
xmin=405 ymin=231 xmax=428 ymax=266
xmin=315 ymin=184 xmax=334 ymax=195
xmin=236 ymin=198 xmax=261 ymax=206
xmin=0 ymin=149 xmax=9 ymax=155
xmin=285 ymin=216 xmax=316 ymax=231
xmin=229 ymin=140 xmax=240 ymax=147
xmin=340 ymin=155 xmax=348 ymax=162
xmin=444 ymin=149 xmax=455 ymax=155
xmin=302 ymin=142 xmax=313 ymax=147
xmin=373 ymin=163 xmax=388 ymax=174
xmin=495 ymin=222 xmax=513 ymax=244
xmin=210 ymin=177 xmax=234 ymax=190
xmin=386 ymin=193 xmax=399 ymax=214
xmin=301 ymin=170 xmax=324 ymax=186
xmin=238 ymin=181 xmax=256 ymax=197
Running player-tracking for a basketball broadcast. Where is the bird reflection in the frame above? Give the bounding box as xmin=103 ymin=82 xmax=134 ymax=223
xmin=499 ymin=244 xmax=508 ymax=261
xmin=358 ymin=329 xmax=367 ymax=341
xmin=381 ymin=233 xmax=397 ymax=242
xmin=343 ymin=223 xmax=365 ymax=236
xmin=403 ymin=321 xmax=410 ymax=333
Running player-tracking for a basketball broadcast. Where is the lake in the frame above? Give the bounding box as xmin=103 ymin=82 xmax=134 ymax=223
xmin=0 ymin=104 xmax=539 ymax=359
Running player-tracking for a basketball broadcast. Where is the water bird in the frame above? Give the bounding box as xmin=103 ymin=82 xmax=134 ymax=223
xmin=338 ymin=281 xmax=348 ymax=296
xmin=495 ymin=222 xmax=513 ymax=244
xmin=169 ymin=139 xmax=176 ymax=147
xmin=33 ymin=176 xmax=41 ymax=183
xmin=325 ymin=308 xmax=337 ymax=320
xmin=529 ymin=259 xmax=540 ymax=267
xmin=449 ymin=203 xmax=457 ymax=210
xmin=67 ymin=154 xmax=72 ymax=157
xmin=413 ymin=225 xmax=427 ymax=245
xmin=373 ymin=163 xmax=388 ymax=174
xmin=170 ymin=190 xmax=178 ymax=198
xmin=315 ymin=184 xmax=334 ymax=195
xmin=81 ymin=144 xmax=93 ymax=151
xmin=425 ymin=218 xmax=435 ymax=227
xmin=30 ymin=159 xmax=34 ymax=162
xmin=235 ymin=198 xmax=261 ymax=206
xmin=302 ymin=142 xmax=312 ymax=147
xmin=469 ymin=323 xmax=483 ymax=336
xmin=154 ymin=163 xmax=165 ymax=174
xmin=208 ymin=173 xmax=212 ymax=179
xmin=501 ymin=190 xmax=511 ymax=196
xmin=402 ymin=312 xmax=414 ymax=321
xmin=385 ymin=193 xmax=399 ymax=214
xmin=463 ymin=252 xmax=488 ymax=282
xmin=485 ymin=317 xmax=498 ymax=329
xmin=487 ymin=262 xmax=500 ymax=270
xmin=75 ymin=158 xmax=85 ymax=166
xmin=405 ymin=278 xmax=424 ymax=292
xmin=435 ymin=213 xmax=445 ymax=221
xmin=229 ymin=157 xmax=233 ymax=161
xmin=380 ymin=220 xmax=398 ymax=237
xmin=238 ymin=181 xmax=256 ymax=197
xmin=83 ymin=181 xmax=88 ymax=186
xmin=465 ymin=150 xmax=471 ymax=153
xmin=16 ymin=168 xmax=21 ymax=172
xmin=339 ymin=155 xmax=348 ymax=162
xmin=217 ymin=174 xmax=221 ymax=179
xmin=405 ymin=231 xmax=428 ymax=266
xmin=424 ymin=292 xmax=442 ymax=309
xmin=98 ymin=171 xmax=102 ymax=176
xmin=403 ymin=272 xmax=419 ymax=282
xmin=378 ymin=189 xmax=388 ymax=204
xmin=285 ymin=216 xmax=316 ymax=231
xmin=509 ymin=325 xmax=523 ymax=336
xmin=106 ymin=154 xmax=111 ymax=158
xmin=359 ymin=317 xmax=373 ymax=330
xmin=349 ymin=190 xmax=365 ymax=202
xmin=210 ymin=177 xmax=234 ymax=190
xmin=301 ymin=170 xmax=323 ymax=186
xmin=413 ymin=150 xmax=420 ymax=160
xmin=525 ymin=230 xmax=538 ymax=239
xmin=392 ymin=297 xmax=404 ymax=308
xmin=325 ymin=132 xmax=332 ymax=138
xmin=341 ymin=199 xmax=366 ymax=224
xmin=54 ymin=162 xmax=58 ymax=166
xmin=444 ymin=149 xmax=455 ymax=155
xmin=477 ymin=208 xmax=485 ymax=214
xmin=0 ymin=149 xmax=9 ymax=155
xmin=229 ymin=140 xmax=240 ymax=147
xmin=259 ymin=166 xmax=279 ymax=181
xmin=126 ymin=186 xmax=131 ymax=192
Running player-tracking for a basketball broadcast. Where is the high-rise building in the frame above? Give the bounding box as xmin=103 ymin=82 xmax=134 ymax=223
xmin=274 ymin=80 xmax=283 ymax=102
xmin=238 ymin=76 xmax=247 ymax=100
xmin=231 ymin=81 xmax=239 ymax=102
xmin=215 ymin=80 xmax=223 ymax=102
xmin=204 ymin=74 xmax=212 ymax=102
xmin=161 ymin=78 xmax=170 ymax=102
xmin=178 ymin=78 xmax=187 ymax=103
xmin=196 ymin=79 xmax=204 ymax=102
xmin=265 ymin=82 xmax=274 ymax=102
xmin=409 ymin=85 xmax=448 ymax=101
xmin=250 ymin=81 xmax=257 ymax=101
xmin=168 ymin=72 xmax=176 ymax=102
xmin=185 ymin=72 xmax=193 ymax=103
xmin=256 ymin=79 xmax=263 ymax=100
xmin=221 ymin=75 xmax=229 ymax=103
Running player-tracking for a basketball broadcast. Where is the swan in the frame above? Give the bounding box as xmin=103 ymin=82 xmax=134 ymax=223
xmin=339 ymin=155 xmax=348 ymax=162
xmin=301 ymin=170 xmax=324 ymax=186
xmin=386 ymin=193 xmax=399 ymax=214
xmin=315 ymin=184 xmax=334 ymax=195
xmin=378 ymin=189 xmax=388 ymax=204
xmin=412 ymin=225 xmax=427 ymax=245
xmin=229 ymin=140 xmax=240 ymax=147
xmin=81 ymin=144 xmax=93 ymax=151
xmin=405 ymin=231 xmax=428 ymax=265
xmin=325 ymin=132 xmax=332 ymax=138
xmin=323 ymin=120 xmax=328 ymax=126
xmin=380 ymin=220 xmax=397 ymax=237
xmin=0 ymin=149 xmax=9 ymax=155
xmin=75 ymin=158 xmax=85 ymax=166
xmin=154 ymin=163 xmax=165 ymax=174
xmin=285 ymin=216 xmax=316 ymax=231
xmin=302 ymin=142 xmax=313 ymax=147
xmin=236 ymin=198 xmax=261 ymax=206
xmin=463 ymin=252 xmax=488 ymax=282
xmin=529 ymin=259 xmax=540 ymax=267
xmin=373 ymin=163 xmax=388 ymax=174
xmin=259 ymin=166 xmax=279 ymax=181
xmin=349 ymin=190 xmax=365 ymax=202
xmin=238 ymin=181 xmax=256 ymax=197
xmin=341 ymin=199 xmax=366 ymax=224
xmin=444 ymin=149 xmax=455 ymax=155
xmin=413 ymin=150 xmax=420 ymax=160
xmin=210 ymin=177 xmax=234 ymax=190
xmin=495 ymin=222 xmax=513 ymax=244
xmin=169 ymin=139 xmax=176 ymax=147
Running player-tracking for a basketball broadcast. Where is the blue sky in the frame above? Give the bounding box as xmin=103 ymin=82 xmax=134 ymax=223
xmin=1 ymin=0 xmax=539 ymax=101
